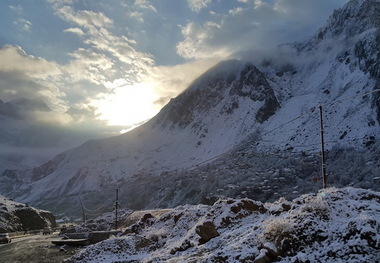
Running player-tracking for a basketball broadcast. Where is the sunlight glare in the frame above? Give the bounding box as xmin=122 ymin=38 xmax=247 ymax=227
xmin=92 ymin=82 xmax=160 ymax=129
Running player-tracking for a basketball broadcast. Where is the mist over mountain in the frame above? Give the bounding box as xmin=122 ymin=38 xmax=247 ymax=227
xmin=0 ymin=97 xmax=121 ymax=172
xmin=1 ymin=0 xmax=379 ymax=219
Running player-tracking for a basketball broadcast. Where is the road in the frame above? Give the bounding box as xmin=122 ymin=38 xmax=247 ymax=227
xmin=0 ymin=234 xmax=82 ymax=263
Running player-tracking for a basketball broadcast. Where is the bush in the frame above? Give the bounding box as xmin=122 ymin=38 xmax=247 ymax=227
xmin=298 ymin=198 xmax=330 ymax=220
xmin=262 ymin=217 xmax=298 ymax=254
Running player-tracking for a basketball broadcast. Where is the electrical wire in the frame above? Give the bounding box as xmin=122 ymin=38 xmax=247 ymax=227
xmin=78 ymin=194 xmax=105 ymax=212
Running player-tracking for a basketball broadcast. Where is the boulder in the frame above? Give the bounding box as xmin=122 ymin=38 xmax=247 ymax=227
xmin=195 ymin=221 xmax=219 ymax=244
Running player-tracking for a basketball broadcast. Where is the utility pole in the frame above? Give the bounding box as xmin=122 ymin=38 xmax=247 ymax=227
xmin=78 ymin=195 xmax=86 ymax=224
xmin=115 ymin=188 xmax=119 ymax=230
xmin=82 ymin=205 xmax=86 ymax=224
xmin=319 ymin=105 xmax=327 ymax=189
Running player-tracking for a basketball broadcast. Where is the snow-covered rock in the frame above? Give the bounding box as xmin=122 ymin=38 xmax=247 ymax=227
xmin=0 ymin=195 xmax=56 ymax=232
xmin=67 ymin=187 xmax=380 ymax=263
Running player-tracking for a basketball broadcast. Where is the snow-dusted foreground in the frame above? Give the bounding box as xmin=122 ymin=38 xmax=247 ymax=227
xmin=67 ymin=187 xmax=379 ymax=263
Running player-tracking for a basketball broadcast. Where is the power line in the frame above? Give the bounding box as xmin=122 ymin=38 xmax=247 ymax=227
xmin=77 ymin=194 xmax=105 ymax=212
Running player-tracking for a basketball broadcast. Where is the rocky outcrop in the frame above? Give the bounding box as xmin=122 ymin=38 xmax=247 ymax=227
xmin=232 ymin=63 xmax=280 ymax=123
xmin=195 ymin=221 xmax=219 ymax=244
xmin=157 ymin=61 xmax=280 ymax=129
xmin=0 ymin=195 xmax=56 ymax=232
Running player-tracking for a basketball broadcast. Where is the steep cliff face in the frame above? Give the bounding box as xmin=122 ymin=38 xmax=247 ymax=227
xmin=0 ymin=195 xmax=56 ymax=232
xmin=155 ymin=61 xmax=280 ymax=129
xmin=317 ymin=0 xmax=380 ymax=39
xmin=314 ymin=0 xmax=380 ymax=123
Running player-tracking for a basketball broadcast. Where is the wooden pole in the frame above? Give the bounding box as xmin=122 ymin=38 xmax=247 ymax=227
xmin=319 ymin=105 xmax=327 ymax=189
xmin=78 ymin=195 xmax=86 ymax=224
xmin=115 ymin=188 xmax=119 ymax=230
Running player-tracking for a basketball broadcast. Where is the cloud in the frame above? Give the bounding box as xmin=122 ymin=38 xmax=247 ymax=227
xmin=64 ymin=48 xmax=115 ymax=85
xmin=177 ymin=0 xmax=349 ymax=60
xmin=0 ymin=45 xmax=66 ymax=114
xmin=134 ymin=0 xmax=157 ymax=13
xmin=13 ymin=18 xmax=32 ymax=31
xmin=128 ymin=11 xmax=145 ymax=23
xmin=53 ymin=2 xmax=155 ymax=86
xmin=148 ymin=59 xmax=219 ymax=107
xmin=9 ymin=5 xmax=23 ymax=13
xmin=55 ymin=5 xmax=113 ymax=29
xmin=64 ymin=27 xmax=85 ymax=36
xmin=176 ymin=21 xmax=231 ymax=60
xmin=0 ymin=45 xmax=61 ymax=78
xmin=188 ymin=0 xmax=212 ymax=12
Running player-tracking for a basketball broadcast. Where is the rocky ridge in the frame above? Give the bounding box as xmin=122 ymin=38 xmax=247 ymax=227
xmin=0 ymin=195 xmax=56 ymax=233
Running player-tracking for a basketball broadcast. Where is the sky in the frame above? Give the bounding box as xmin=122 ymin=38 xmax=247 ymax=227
xmin=0 ymin=0 xmax=350 ymax=165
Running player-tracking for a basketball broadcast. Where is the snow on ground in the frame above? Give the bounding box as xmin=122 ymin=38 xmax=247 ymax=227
xmin=67 ymin=187 xmax=380 ymax=263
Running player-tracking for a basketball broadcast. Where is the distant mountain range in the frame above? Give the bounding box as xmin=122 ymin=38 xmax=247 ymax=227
xmin=1 ymin=0 xmax=380 ymax=218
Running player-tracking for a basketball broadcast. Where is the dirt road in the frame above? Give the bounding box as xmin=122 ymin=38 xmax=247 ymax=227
xmin=0 ymin=234 xmax=82 ymax=263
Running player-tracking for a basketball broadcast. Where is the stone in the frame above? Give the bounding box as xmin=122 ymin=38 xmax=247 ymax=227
xmin=195 ymin=221 xmax=219 ymax=244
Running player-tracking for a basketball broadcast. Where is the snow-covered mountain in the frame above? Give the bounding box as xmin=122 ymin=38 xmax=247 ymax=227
xmin=1 ymin=0 xmax=380 ymax=217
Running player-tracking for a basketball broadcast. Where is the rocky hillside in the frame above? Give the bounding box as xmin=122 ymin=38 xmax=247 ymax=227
xmin=0 ymin=195 xmax=56 ymax=233
xmin=68 ymin=187 xmax=380 ymax=263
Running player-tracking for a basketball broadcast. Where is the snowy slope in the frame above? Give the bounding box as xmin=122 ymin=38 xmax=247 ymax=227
xmin=1 ymin=0 xmax=380 ymax=217
xmin=67 ymin=187 xmax=380 ymax=263
xmin=2 ymin=61 xmax=282 ymax=208
xmin=257 ymin=0 xmax=380 ymax=151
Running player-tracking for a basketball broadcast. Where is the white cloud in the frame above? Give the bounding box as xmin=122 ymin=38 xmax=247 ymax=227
xmin=52 ymin=2 xmax=154 ymax=85
xmin=188 ymin=0 xmax=212 ymax=12
xmin=64 ymin=27 xmax=85 ymax=36
xmin=176 ymin=21 xmax=234 ymax=60
xmin=56 ymin=5 xmax=113 ymax=29
xmin=128 ymin=11 xmax=145 ymax=23
xmin=134 ymin=0 xmax=157 ymax=13
xmin=229 ymin=7 xmax=244 ymax=15
xmin=9 ymin=5 xmax=23 ymax=13
xmin=0 ymin=45 xmax=60 ymax=78
xmin=13 ymin=18 xmax=32 ymax=31
xmin=46 ymin=0 xmax=74 ymax=5
xmin=64 ymin=48 xmax=116 ymax=85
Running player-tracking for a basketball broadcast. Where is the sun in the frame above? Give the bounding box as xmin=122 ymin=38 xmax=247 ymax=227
xmin=92 ymin=82 xmax=160 ymax=130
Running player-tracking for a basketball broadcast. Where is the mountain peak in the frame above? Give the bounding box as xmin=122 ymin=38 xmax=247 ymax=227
xmin=317 ymin=0 xmax=380 ymax=40
xmin=154 ymin=60 xmax=279 ymax=129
